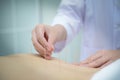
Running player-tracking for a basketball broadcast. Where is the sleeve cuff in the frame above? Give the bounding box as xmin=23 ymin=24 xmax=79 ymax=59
xmin=51 ymin=15 xmax=72 ymax=53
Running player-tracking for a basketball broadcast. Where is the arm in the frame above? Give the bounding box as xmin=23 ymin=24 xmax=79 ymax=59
xmin=52 ymin=0 xmax=85 ymax=52
xmin=0 ymin=54 xmax=99 ymax=80
xmin=32 ymin=0 xmax=85 ymax=59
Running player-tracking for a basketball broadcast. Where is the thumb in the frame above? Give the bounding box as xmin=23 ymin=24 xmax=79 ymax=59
xmin=47 ymin=34 xmax=55 ymax=52
xmin=44 ymin=36 xmax=54 ymax=60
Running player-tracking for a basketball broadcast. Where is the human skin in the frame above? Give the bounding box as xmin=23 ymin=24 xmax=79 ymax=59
xmin=0 ymin=54 xmax=99 ymax=80
xmin=32 ymin=24 xmax=120 ymax=68
xmin=79 ymin=50 xmax=120 ymax=68
xmin=32 ymin=24 xmax=66 ymax=59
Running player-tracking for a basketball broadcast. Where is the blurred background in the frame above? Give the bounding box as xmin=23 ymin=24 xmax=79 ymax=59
xmin=0 ymin=0 xmax=82 ymax=63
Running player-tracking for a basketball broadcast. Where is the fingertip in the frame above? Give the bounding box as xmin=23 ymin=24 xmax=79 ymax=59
xmin=44 ymin=54 xmax=51 ymax=60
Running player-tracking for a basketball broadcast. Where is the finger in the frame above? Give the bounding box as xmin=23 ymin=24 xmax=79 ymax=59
xmin=86 ymin=56 xmax=109 ymax=68
xmin=44 ymin=49 xmax=52 ymax=60
xmin=35 ymin=25 xmax=50 ymax=51
xmin=44 ymin=25 xmax=55 ymax=52
xmin=44 ymin=34 xmax=54 ymax=57
xmin=35 ymin=47 xmax=45 ymax=58
xmin=100 ymin=60 xmax=113 ymax=68
xmin=33 ymin=43 xmax=45 ymax=58
xmin=32 ymin=30 xmax=46 ymax=56
xmin=81 ymin=52 xmax=102 ymax=64
xmin=47 ymin=30 xmax=55 ymax=51
xmin=44 ymin=53 xmax=51 ymax=60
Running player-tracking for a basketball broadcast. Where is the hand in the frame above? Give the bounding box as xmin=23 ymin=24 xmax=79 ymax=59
xmin=32 ymin=24 xmax=55 ymax=59
xmin=32 ymin=24 xmax=66 ymax=59
xmin=77 ymin=50 xmax=120 ymax=68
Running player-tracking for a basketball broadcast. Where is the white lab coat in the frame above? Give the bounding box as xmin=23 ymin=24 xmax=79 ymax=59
xmin=52 ymin=0 xmax=120 ymax=61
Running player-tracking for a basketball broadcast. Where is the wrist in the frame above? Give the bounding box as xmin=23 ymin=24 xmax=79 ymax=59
xmin=52 ymin=24 xmax=67 ymax=43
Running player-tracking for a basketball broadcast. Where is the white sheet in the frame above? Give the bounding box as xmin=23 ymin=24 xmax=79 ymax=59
xmin=91 ymin=59 xmax=120 ymax=80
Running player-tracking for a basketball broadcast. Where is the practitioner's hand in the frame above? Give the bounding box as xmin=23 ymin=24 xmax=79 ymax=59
xmin=78 ymin=50 xmax=120 ymax=68
xmin=32 ymin=24 xmax=66 ymax=59
xmin=32 ymin=24 xmax=55 ymax=59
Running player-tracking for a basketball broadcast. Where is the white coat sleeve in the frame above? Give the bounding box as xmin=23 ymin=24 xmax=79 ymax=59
xmin=52 ymin=0 xmax=85 ymax=52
